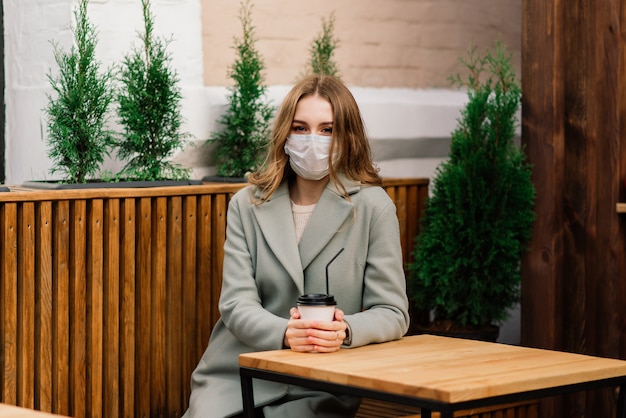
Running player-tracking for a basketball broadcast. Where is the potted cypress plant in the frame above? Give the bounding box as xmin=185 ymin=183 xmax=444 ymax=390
xmin=303 ymin=11 xmax=340 ymax=78
xmin=30 ymin=0 xmax=197 ymax=189
xmin=204 ymin=0 xmax=274 ymax=182
xmin=115 ymin=0 xmax=195 ymax=184
xmin=407 ymin=41 xmax=536 ymax=342
xmin=38 ymin=0 xmax=115 ymax=186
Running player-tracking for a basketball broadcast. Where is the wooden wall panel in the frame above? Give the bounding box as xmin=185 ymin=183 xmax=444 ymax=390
xmin=0 ymin=180 xmax=429 ymax=417
xmin=522 ymin=0 xmax=626 ymax=416
xmin=88 ymin=200 xmax=104 ymax=418
xmin=54 ymin=200 xmax=70 ymax=415
xmin=104 ymin=199 xmax=120 ymax=418
xmin=166 ymin=196 xmax=183 ymax=416
xmin=70 ymin=200 xmax=87 ymax=418
xmin=19 ymin=202 xmax=35 ymax=409
xmin=37 ymin=202 xmax=53 ymax=413
xmin=181 ymin=196 xmax=198 ymax=412
xmin=1 ymin=203 xmax=17 ymax=405
xmin=382 ymin=178 xmax=429 ymax=266
xmin=119 ymin=198 xmax=135 ymax=418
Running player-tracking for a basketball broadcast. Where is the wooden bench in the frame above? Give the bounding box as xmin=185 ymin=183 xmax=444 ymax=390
xmin=0 ymin=179 xmax=432 ymax=417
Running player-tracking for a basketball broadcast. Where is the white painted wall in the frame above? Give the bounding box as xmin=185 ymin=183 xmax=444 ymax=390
xmin=4 ymin=0 xmax=205 ymax=183
xmin=3 ymin=0 xmax=520 ymax=345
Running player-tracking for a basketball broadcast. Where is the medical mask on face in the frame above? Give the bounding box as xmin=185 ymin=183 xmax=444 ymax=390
xmin=284 ymin=134 xmax=332 ymax=180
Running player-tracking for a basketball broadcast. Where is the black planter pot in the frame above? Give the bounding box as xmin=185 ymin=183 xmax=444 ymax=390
xmin=22 ymin=179 xmax=202 ymax=190
xmin=411 ymin=321 xmax=500 ymax=343
xmin=201 ymin=175 xmax=248 ymax=184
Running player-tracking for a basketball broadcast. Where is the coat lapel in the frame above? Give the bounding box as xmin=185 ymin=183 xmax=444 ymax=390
xmin=251 ymin=177 xmax=362 ymax=293
xmin=252 ymin=182 xmax=305 ymax=292
xmin=298 ymin=178 xmax=361 ymax=271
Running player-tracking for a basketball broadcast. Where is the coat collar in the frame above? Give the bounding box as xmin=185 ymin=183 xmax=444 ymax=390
xmin=252 ymin=175 xmax=361 ymax=293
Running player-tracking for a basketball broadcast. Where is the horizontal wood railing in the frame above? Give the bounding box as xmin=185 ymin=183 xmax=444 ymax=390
xmin=0 ymin=179 xmax=429 ymax=418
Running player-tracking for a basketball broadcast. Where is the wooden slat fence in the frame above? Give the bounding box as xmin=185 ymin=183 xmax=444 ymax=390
xmin=356 ymin=398 xmax=538 ymax=418
xmin=0 ymin=179 xmax=429 ymax=418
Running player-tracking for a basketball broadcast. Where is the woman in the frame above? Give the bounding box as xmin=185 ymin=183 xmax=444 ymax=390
xmin=184 ymin=74 xmax=409 ymax=418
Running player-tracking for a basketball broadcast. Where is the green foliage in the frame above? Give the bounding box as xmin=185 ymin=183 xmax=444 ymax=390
xmin=305 ymin=12 xmax=340 ymax=78
xmin=210 ymin=0 xmax=274 ymax=178
xmin=45 ymin=0 xmax=114 ymax=184
xmin=408 ymin=41 xmax=536 ymax=327
xmin=115 ymin=0 xmax=191 ymax=181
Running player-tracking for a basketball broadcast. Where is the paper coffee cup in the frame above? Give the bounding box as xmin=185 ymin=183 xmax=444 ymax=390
xmin=297 ymin=293 xmax=336 ymax=322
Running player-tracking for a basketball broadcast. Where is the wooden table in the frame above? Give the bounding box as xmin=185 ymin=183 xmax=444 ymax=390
xmin=239 ymin=334 xmax=626 ymax=418
xmin=0 ymin=404 xmax=68 ymax=417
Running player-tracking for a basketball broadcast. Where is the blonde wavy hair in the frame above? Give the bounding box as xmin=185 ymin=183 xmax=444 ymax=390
xmin=248 ymin=74 xmax=381 ymax=202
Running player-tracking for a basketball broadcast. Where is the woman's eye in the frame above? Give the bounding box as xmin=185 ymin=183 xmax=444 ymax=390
xmin=321 ymin=127 xmax=333 ymax=135
xmin=292 ymin=126 xmax=307 ymax=133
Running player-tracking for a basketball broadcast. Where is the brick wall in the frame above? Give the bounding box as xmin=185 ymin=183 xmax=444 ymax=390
xmin=201 ymin=0 xmax=522 ymax=88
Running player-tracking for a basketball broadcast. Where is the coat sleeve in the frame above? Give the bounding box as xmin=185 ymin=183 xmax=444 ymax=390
xmin=217 ymin=190 xmax=289 ymax=351
xmin=343 ymin=195 xmax=410 ymax=347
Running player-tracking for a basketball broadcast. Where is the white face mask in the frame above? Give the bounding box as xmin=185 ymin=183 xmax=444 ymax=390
xmin=284 ymin=134 xmax=332 ymax=180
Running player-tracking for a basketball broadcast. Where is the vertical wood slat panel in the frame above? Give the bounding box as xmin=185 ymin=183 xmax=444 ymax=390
xmin=151 ymin=198 xmax=167 ymax=416
xmin=1 ymin=203 xmax=17 ymax=405
xmin=88 ymin=200 xmax=104 ymax=418
xmin=182 ymin=196 xmax=198 ymax=410
xmin=70 ymin=200 xmax=87 ymax=418
xmin=382 ymin=179 xmax=431 ymax=336
xmin=0 ymin=179 xmax=430 ymax=418
xmin=104 ymin=200 xmax=120 ymax=418
xmin=167 ymin=197 xmax=183 ymax=416
xmin=382 ymin=178 xmax=430 ymax=266
xmin=210 ymin=194 xmax=227 ymax=330
xmin=391 ymin=185 xmax=409 ymax=261
xmin=196 ymin=195 xmax=213 ymax=358
xmin=37 ymin=202 xmax=53 ymax=413
xmin=18 ymin=202 xmax=35 ymax=408
xmin=135 ymin=198 xmax=151 ymax=418
xmin=165 ymin=197 xmax=186 ymax=417
xmin=119 ymin=199 xmax=135 ymax=418
xmin=54 ymin=201 xmax=70 ymax=415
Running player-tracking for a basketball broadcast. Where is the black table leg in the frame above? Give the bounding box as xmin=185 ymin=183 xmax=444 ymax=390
xmin=618 ymin=384 xmax=626 ymax=418
xmin=240 ymin=371 xmax=256 ymax=418
xmin=421 ymin=409 xmax=431 ymax=418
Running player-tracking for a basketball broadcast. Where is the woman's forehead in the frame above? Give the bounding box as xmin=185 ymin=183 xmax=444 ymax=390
xmin=294 ymin=95 xmax=333 ymax=122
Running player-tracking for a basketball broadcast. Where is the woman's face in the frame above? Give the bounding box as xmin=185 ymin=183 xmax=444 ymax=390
xmin=291 ymin=94 xmax=334 ymax=138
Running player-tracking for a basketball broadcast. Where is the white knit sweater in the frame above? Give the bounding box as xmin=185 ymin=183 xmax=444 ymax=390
xmin=291 ymin=201 xmax=316 ymax=244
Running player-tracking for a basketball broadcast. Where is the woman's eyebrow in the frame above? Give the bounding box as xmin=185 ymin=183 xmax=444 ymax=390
xmin=291 ymin=120 xmax=333 ymax=125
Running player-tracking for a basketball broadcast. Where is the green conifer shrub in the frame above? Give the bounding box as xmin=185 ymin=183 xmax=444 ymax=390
xmin=209 ymin=0 xmax=274 ymax=178
xmin=408 ymin=41 xmax=536 ymax=329
xmin=45 ymin=0 xmax=114 ymax=184
xmin=305 ymin=12 xmax=340 ymax=78
xmin=115 ymin=0 xmax=191 ymax=181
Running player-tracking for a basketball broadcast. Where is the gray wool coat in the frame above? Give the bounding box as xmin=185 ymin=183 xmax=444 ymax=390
xmin=184 ymin=177 xmax=410 ymax=418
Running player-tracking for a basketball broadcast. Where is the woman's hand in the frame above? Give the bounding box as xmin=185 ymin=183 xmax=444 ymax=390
xmin=284 ymin=307 xmax=346 ymax=353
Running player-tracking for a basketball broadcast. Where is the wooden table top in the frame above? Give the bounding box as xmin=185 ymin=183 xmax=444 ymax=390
xmin=0 ymin=404 xmax=68 ymax=417
xmin=239 ymin=334 xmax=626 ymax=404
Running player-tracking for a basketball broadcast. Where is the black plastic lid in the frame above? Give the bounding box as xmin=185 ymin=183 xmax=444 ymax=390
xmin=297 ymin=293 xmax=337 ymax=306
